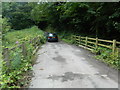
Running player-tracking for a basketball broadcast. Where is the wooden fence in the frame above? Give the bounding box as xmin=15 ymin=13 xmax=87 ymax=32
xmin=72 ymin=35 xmax=120 ymax=57
xmin=2 ymin=36 xmax=41 ymax=68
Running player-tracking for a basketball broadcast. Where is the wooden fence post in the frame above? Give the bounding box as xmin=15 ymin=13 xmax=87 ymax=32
xmin=96 ymin=38 xmax=98 ymax=49
xmin=74 ymin=35 xmax=75 ymax=44
xmin=3 ymin=48 xmax=11 ymax=73
xmin=37 ymin=36 xmax=40 ymax=45
xmin=33 ymin=38 xmax=35 ymax=48
xmin=116 ymin=48 xmax=120 ymax=57
xmin=3 ymin=48 xmax=10 ymax=67
xmin=74 ymin=35 xmax=75 ymax=43
xmin=29 ymin=38 xmax=32 ymax=44
xmin=37 ymin=36 xmax=40 ymax=46
xmin=118 ymin=48 xmax=120 ymax=57
xmin=35 ymin=37 xmax=38 ymax=47
xmin=22 ymin=43 xmax=27 ymax=58
xmin=36 ymin=37 xmax=38 ymax=46
xmin=77 ymin=36 xmax=79 ymax=45
xmin=112 ymin=39 xmax=116 ymax=55
xmin=33 ymin=38 xmax=37 ymax=48
xmin=85 ymin=37 xmax=88 ymax=46
xmin=79 ymin=36 xmax=81 ymax=45
xmin=71 ymin=35 xmax=73 ymax=41
xmin=75 ymin=36 xmax=77 ymax=45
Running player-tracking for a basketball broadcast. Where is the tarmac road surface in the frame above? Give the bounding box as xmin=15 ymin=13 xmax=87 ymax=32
xmin=29 ymin=41 xmax=118 ymax=88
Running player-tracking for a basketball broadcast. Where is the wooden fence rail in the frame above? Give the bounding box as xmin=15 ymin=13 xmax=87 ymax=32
xmin=72 ymin=35 xmax=120 ymax=57
xmin=2 ymin=36 xmax=41 ymax=68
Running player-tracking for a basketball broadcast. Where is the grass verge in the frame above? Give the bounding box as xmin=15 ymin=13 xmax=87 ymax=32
xmin=1 ymin=26 xmax=46 ymax=88
xmin=3 ymin=26 xmax=44 ymax=48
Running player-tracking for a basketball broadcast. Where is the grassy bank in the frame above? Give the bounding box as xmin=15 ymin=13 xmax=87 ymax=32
xmin=1 ymin=26 xmax=46 ymax=88
xmin=3 ymin=26 xmax=44 ymax=48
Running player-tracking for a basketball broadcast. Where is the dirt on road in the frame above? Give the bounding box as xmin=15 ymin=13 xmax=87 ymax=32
xmin=29 ymin=41 xmax=118 ymax=88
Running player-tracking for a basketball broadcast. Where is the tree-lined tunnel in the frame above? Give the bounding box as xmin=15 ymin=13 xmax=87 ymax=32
xmin=1 ymin=2 xmax=120 ymax=88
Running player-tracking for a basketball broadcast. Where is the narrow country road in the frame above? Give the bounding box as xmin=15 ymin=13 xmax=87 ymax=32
xmin=29 ymin=41 xmax=118 ymax=88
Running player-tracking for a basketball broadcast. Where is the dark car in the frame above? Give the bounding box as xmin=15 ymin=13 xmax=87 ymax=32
xmin=47 ymin=33 xmax=58 ymax=42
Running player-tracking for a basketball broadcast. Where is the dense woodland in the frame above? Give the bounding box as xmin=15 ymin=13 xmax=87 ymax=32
xmin=2 ymin=2 xmax=120 ymax=40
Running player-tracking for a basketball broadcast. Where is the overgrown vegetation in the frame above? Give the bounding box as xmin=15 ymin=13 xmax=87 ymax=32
xmin=1 ymin=26 xmax=46 ymax=88
xmin=3 ymin=26 xmax=44 ymax=48
xmin=1 ymin=2 xmax=120 ymax=88
xmin=1 ymin=45 xmax=34 ymax=88
xmin=1 ymin=3 xmax=46 ymax=88
xmin=93 ymin=47 xmax=120 ymax=69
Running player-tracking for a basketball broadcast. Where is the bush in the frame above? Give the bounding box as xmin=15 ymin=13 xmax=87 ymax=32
xmin=1 ymin=36 xmax=46 ymax=88
xmin=1 ymin=18 xmax=11 ymax=34
xmin=1 ymin=26 xmax=46 ymax=88
xmin=94 ymin=47 xmax=120 ymax=69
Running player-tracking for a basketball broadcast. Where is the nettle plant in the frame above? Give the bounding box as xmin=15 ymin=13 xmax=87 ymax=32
xmin=0 ymin=41 xmax=35 ymax=88
xmin=94 ymin=47 xmax=120 ymax=69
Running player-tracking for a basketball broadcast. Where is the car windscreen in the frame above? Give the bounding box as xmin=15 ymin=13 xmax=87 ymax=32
xmin=48 ymin=33 xmax=53 ymax=37
xmin=48 ymin=33 xmax=57 ymax=37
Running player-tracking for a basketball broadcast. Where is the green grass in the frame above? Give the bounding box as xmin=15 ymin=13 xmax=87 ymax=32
xmin=3 ymin=26 xmax=44 ymax=48
xmin=1 ymin=26 xmax=46 ymax=88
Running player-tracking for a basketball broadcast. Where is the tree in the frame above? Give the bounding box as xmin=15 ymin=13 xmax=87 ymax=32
xmin=2 ymin=2 xmax=34 ymax=30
